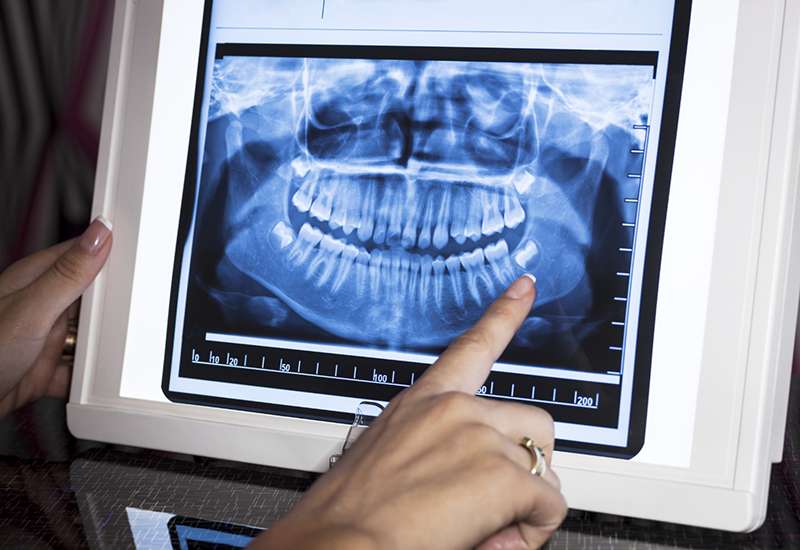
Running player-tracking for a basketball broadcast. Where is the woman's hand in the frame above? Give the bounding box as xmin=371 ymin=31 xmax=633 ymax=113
xmin=256 ymin=274 xmax=567 ymax=550
xmin=0 ymin=217 xmax=112 ymax=419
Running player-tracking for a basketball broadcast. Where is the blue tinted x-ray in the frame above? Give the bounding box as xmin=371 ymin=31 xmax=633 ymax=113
xmin=193 ymin=56 xmax=654 ymax=356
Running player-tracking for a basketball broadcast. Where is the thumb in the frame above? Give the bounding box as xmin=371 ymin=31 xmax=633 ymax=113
xmin=20 ymin=216 xmax=112 ymax=330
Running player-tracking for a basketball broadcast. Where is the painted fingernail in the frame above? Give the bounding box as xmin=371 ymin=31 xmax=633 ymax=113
xmin=77 ymin=216 xmax=113 ymax=254
xmin=503 ymin=273 xmax=536 ymax=299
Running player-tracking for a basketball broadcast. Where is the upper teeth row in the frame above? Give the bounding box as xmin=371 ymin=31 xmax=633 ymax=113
xmin=291 ymin=173 xmax=526 ymax=251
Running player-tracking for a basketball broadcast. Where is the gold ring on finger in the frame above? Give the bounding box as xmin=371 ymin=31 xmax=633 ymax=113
xmin=516 ymin=437 xmax=547 ymax=478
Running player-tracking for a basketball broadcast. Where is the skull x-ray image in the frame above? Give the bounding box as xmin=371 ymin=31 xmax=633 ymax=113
xmin=187 ymin=51 xmax=655 ymax=369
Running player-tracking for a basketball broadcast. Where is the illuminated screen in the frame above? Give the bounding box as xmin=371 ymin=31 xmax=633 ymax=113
xmin=161 ymin=0 xmax=690 ymax=458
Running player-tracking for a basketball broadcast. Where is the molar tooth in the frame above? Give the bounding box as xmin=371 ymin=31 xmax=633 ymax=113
xmin=512 ymin=239 xmax=540 ymax=270
xmin=481 ymin=192 xmax=504 ymax=236
xmin=460 ymin=249 xmax=494 ymax=305
xmin=465 ymin=196 xmax=482 ymax=242
xmin=357 ymin=183 xmax=376 ymax=243
xmin=401 ymin=187 xmax=422 ymax=249
xmin=418 ymin=192 xmax=437 ymax=250
xmin=503 ymin=192 xmax=526 ymax=229
xmin=291 ymin=156 xmax=311 ymax=178
xmin=485 ymin=239 xmax=515 ymax=287
xmin=310 ymin=178 xmax=338 ymax=222
xmin=432 ymin=256 xmax=446 ymax=312
xmin=419 ymin=255 xmax=433 ymax=311
xmin=268 ymin=221 xmax=296 ymax=252
xmin=444 ymin=255 xmax=465 ymax=310
xmin=330 ymin=181 xmax=362 ymax=235
xmin=287 ymin=223 xmax=323 ymax=266
xmin=449 ymin=187 xmax=468 ymax=245
xmin=386 ymin=184 xmax=405 ymax=247
xmin=369 ymin=249 xmax=383 ymax=300
xmin=307 ymin=235 xmax=345 ymax=286
xmin=331 ymin=243 xmax=359 ymax=295
xmin=433 ymin=188 xmax=451 ymax=250
xmin=292 ymin=176 xmax=317 ymax=213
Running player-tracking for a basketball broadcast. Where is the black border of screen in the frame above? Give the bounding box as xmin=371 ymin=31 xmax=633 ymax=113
xmin=161 ymin=0 xmax=693 ymax=460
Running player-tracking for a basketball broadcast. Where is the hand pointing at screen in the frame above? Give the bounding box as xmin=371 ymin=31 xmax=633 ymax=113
xmin=255 ymin=274 xmax=567 ymax=550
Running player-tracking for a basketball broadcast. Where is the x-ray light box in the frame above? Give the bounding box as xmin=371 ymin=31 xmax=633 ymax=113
xmin=68 ymin=0 xmax=800 ymax=532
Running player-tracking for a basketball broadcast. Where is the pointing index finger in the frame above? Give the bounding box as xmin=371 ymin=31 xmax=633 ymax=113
xmin=415 ymin=274 xmax=537 ymax=396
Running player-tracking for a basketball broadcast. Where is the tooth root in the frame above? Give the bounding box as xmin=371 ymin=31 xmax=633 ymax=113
xmin=432 ymin=256 xmax=446 ymax=312
xmin=408 ymin=254 xmax=422 ymax=307
xmin=386 ymin=185 xmax=405 ymax=247
xmin=268 ymin=221 xmax=296 ymax=252
xmin=445 ymin=255 xmax=465 ymax=310
xmin=450 ymin=187 xmax=468 ymax=245
xmin=386 ymin=250 xmax=405 ymax=298
xmin=287 ymin=223 xmax=324 ymax=266
xmin=357 ymin=183 xmax=376 ymax=243
xmin=433 ymin=188 xmax=451 ymax=250
xmin=401 ymin=187 xmax=422 ymax=249
xmin=460 ymin=249 xmax=494 ymax=305
xmin=310 ymin=178 xmax=338 ymax=222
xmin=307 ymin=235 xmax=345 ymax=287
xmin=331 ymin=244 xmax=359 ymax=295
xmin=481 ymin=192 xmax=504 ymax=236
xmin=369 ymin=250 xmax=383 ymax=300
xmin=418 ymin=192 xmax=436 ymax=250
xmin=330 ymin=182 xmax=362 ymax=235
xmin=485 ymin=239 xmax=515 ymax=287
xmin=513 ymin=240 xmax=540 ymax=270
xmin=292 ymin=176 xmax=317 ymax=213
xmin=355 ymin=248 xmax=371 ymax=299
xmin=373 ymin=185 xmax=393 ymax=245
xmin=465 ymin=195 xmax=482 ymax=243
xmin=503 ymin=192 xmax=526 ymax=229
xmin=419 ymin=255 xmax=433 ymax=311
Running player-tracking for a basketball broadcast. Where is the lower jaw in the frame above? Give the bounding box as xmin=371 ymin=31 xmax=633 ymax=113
xmin=222 ymin=167 xmax=588 ymax=349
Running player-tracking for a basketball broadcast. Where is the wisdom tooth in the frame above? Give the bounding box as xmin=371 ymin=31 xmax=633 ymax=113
xmin=287 ymin=223 xmax=323 ymax=266
xmin=432 ymin=256 xmax=446 ymax=311
xmin=268 ymin=221 xmax=296 ymax=251
xmin=445 ymin=255 xmax=465 ymax=310
xmin=503 ymin=192 xmax=525 ymax=229
xmin=482 ymin=192 xmax=504 ymax=236
xmin=433 ymin=188 xmax=451 ymax=250
xmin=513 ymin=239 xmax=540 ymax=270
xmin=449 ymin=187 xmax=468 ymax=245
xmin=310 ymin=178 xmax=338 ymax=222
xmin=485 ymin=239 xmax=515 ymax=287
xmin=307 ymin=234 xmax=345 ymax=287
xmin=460 ymin=248 xmax=494 ymax=305
xmin=292 ymin=176 xmax=317 ymax=213
xmin=358 ymin=183 xmax=376 ymax=243
xmin=291 ymin=156 xmax=311 ymax=178
xmin=514 ymin=170 xmax=535 ymax=194
xmin=331 ymin=243 xmax=359 ymax=295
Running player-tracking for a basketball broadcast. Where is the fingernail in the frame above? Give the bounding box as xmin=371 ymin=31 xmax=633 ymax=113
xmin=77 ymin=216 xmax=113 ymax=254
xmin=503 ymin=274 xmax=536 ymax=299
